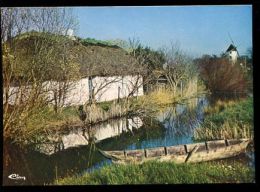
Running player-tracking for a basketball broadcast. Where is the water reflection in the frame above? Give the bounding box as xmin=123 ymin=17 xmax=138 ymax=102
xmin=127 ymin=97 xmax=209 ymax=149
xmin=3 ymin=95 xmax=254 ymax=186
xmin=3 ymin=96 xmax=208 ymax=185
xmin=161 ymin=97 xmax=207 ymax=138
xmin=34 ymin=116 xmax=143 ymax=155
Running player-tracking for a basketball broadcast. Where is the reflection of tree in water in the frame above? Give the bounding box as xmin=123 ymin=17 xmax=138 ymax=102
xmin=82 ymin=127 xmax=96 ymax=167
xmin=78 ymin=103 xmax=101 ymax=167
xmin=162 ymin=97 xmax=207 ymax=138
xmin=82 ymin=115 xmax=149 ymax=164
xmin=98 ymin=97 xmax=208 ymax=150
xmin=96 ymin=117 xmax=165 ymax=150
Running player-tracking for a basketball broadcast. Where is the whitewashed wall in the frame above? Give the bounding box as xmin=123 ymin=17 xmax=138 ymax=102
xmin=41 ymin=79 xmax=89 ymax=106
xmin=6 ymin=75 xmax=143 ymax=106
xmin=93 ymin=75 xmax=143 ymax=102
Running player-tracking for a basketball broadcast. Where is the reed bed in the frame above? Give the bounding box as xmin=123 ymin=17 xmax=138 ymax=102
xmin=85 ymin=101 xmax=131 ymax=123
xmin=194 ymin=121 xmax=253 ymax=140
xmin=183 ymin=79 xmax=199 ymax=98
xmin=140 ymin=89 xmax=176 ymax=106
xmin=194 ymin=97 xmax=253 ymax=141
xmin=137 ymin=84 xmax=198 ymax=109
xmin=203 ymin=99 xmax=237 ymax=115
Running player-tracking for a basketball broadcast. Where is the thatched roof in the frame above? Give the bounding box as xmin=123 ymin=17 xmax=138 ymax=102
xmin=76 ymin=42 xmax=144 ymax=77
xmin=7 ymin=32 xmax=145 ymax=81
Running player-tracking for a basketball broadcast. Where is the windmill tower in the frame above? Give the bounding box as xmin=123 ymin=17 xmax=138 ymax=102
xmin=226 ymin=33 xmax=239 ymax=64
xmin=66 ymin=29 xmax=76 ymax=40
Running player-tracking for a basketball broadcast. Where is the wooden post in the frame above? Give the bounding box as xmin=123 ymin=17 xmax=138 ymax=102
xmin=164 ymin=146 xmax=168 ymax=155
xmin=225 ymin=139 xmax=230 ymax=147
xmin=184 ymin=145 xmax=188 ymax=154
xmin=205 ymin=141 xmax=209 ymax=151
xmin=144 ymin=149 xmax=147 ymax=158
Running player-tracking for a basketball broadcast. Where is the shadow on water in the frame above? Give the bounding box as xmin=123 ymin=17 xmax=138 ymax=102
xmin=3 ymin=95 xmax=255 ymax=185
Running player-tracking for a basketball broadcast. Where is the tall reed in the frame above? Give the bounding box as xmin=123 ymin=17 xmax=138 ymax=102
xmin=85 ymin=101 xmax=131 ymax=124
xmin=194 ymin=97 xmax=253 ymax=141
xmin=194 ymin=121 xmax=253 ymax=140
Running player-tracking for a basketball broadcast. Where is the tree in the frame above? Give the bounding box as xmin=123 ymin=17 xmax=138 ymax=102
xmin=127 ymin=37 xmax=166 ymax=95
xmin=161 ymin=42 xmax=198 ymax=94
xmin=2 ymin=7 xmax=78 ymax=144
xmin=196 ymin=55 xmax=247 ymax=96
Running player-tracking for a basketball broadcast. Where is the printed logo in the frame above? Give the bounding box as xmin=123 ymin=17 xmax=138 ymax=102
xmin=8 ymin=174 xmax=26 ymax=180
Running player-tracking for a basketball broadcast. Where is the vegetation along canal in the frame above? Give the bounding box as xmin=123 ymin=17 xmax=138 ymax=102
xmin=3 ymin=95 xmax=254 ymax=185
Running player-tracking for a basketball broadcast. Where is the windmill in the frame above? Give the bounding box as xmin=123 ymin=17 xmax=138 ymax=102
xmin=226 ymin=33 xmax=240 ymax=63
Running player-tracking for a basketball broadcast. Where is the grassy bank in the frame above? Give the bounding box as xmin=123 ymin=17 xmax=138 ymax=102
xmin=194 ymin=97 xmax=253 ymax=140
xmin=54 ymin=160 xmax=254 ymax=185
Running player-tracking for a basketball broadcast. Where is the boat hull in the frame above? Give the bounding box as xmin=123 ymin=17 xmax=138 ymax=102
xmin=99 ymin=139 xmax=250 ymax=164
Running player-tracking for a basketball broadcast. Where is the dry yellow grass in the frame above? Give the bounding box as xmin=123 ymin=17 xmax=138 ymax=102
xmin=194 ymin=121 xmax=252 ymax=140
xmin=183 ymin=80 xmax=198 ymax=98
xmin=137 ymin=89 xmax=176 ymax=109
xmin=204 ymin=99 xmax=237 ymax=114
xmin=84 ymin=101 xmax=130 ymax=123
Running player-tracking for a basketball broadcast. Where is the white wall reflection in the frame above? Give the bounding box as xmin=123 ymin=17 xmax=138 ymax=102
xmin=35 ymin=116 xmax=143 ymax=155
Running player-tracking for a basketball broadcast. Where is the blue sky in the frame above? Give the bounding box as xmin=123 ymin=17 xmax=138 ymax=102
xmin=74 ymin=6 xmax=252 ymax=57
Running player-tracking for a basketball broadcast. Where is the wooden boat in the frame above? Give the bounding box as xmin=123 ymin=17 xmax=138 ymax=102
xmin=99 ymin=138 xmax=250 ymax=164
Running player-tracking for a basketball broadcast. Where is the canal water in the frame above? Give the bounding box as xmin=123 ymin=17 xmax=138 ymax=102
xmin=2 ymin=96 xmax=254 ymax=185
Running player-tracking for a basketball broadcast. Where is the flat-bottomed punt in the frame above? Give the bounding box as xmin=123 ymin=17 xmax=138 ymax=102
xmin=99 ymin=138 xmax=250 ymax=164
